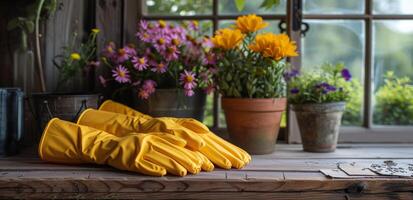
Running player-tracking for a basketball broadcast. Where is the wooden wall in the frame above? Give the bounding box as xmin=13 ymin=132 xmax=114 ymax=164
xmin=0 ymin=0 xmax=122 ymax=92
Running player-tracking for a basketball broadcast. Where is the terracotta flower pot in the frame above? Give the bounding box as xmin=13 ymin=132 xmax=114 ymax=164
xmin=221 ymin=98 xmax=286 ymax=155
xmin=291 ymin=102 xmax=346 ymax=153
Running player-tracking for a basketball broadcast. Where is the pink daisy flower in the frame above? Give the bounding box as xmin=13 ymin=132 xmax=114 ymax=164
xmin=112 ymin=65 xmax=130 ymax=83
xmin=151 ymin=62 xmax=168 ymax=73
xmin=132 ymin=56 xmax=149 ymax=71
xmin=180 ymin=70 xmax=197 ymax=90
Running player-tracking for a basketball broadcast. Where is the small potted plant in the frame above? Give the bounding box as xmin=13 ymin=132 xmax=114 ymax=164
xmin=31 ymin=29 xmax=101 ymax=133
xmin=99 ymin=20 xmax=215 ymax=121
xmin=286 ymin=63 xmax=353 ymax=152
xmin=211 ymin=14 xmax=298 ymax=154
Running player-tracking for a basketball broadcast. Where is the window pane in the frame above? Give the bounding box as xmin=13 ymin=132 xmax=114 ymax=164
xmin=149 ymin=20 xmax=213 ymax=35
xmin=303 ymin=0 xmax=364 ymax=14
xmin=373 ymin=20 xmax=413 ymax=125
xmin=143 ymin=0 xmax=212 ymax=16
xmin=302 ymin=20 xmax=365 ymax=126
xmin=373 ymin=0 xmax=413 ymax=15
xmin=218 ymin=0 xmax=286 ymax=15
xmin=218 ymin=20 xmax=281 ymax=33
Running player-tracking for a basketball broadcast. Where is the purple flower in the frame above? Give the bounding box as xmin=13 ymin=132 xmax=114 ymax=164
xmin=284 ymin=69 xmax=300 ymax=81
xmin=116 ymin=48 xmax=130 ymax=63
xmin=202 ymin=52 xmax=216 ymax=65
xmin=188 ymin=20 xmax=199 ymax=31
xmin=137 ymin=31 xmax=151 ymax=43
xmin=290 ymin=88 xmax=299 ymax=94
xmin=132 ymin=56 xmax=149 ymax=71
xmin=184 ymin=89 xmax=195 ymax=96
xmin=151 ymin=61 xmax=168 ymax=73
xmin=112 ymin=65 xmax=130 ymax=83
xmin=165 ymin=46 xmax=180 ymax=61
xmin=315 ymin=82 xmax=336 ymax=94
xmin=139 ymin=20 xmax=148 ymax=30
xmin=180 ymin=70 xmax=197 ymax=90
xmin=138 ymin=80 xmax=157 ymax=99
xmin=124 ymin=45 xmax=137 ymax=57
xmin=102 ymin=42 xmax=116 ymax=60
xmin=341 ymin=68 xmax=352 ymax=81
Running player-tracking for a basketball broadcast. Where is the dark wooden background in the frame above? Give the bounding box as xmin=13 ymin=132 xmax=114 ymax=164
xmin=0 ymin=0 xmax=123 ymax=92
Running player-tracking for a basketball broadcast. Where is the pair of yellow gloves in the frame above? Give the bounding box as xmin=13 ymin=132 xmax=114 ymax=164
xmin=39 ymin=100 xmax=251 ymax=176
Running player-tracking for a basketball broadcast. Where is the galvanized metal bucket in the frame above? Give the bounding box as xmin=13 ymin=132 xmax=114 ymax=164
xmin=291 ymin=102 xmax=346 ymax=152
xmin=30 ymin=93 xmax=101 ymax=141
xmin=135 ymin=89 xmax=207 ymax=121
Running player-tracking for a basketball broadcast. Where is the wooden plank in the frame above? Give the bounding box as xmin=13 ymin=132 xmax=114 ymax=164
xmin=1 ymin=177 xmax=413 ymax=193
xmin=1 ymin=191 xmax=413 ymax=200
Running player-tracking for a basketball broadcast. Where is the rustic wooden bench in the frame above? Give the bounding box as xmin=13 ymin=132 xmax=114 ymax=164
xmin=1 ymin=144 xmax=412 ymax=199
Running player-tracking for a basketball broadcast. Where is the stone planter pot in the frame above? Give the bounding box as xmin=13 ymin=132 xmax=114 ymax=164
xmin=291 ymin=102 xmax=346 ymax=153
xmin=222 ymin=98 xmax=287 ymax=155
xmin=135 ymin=89 xmax=207 ymax=121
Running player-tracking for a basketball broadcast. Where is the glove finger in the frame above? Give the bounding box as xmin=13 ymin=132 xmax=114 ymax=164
xmin=151 ymin=139 xmax=202 ymax=174
xmin=135 ymin=159 xmax=167 ymax=176
xmin=176 ymin=118 xmax=210 ymax=134
xmin=148 ymin=133 xmax=187 ymax=147
xmin=169 ymin=128 xmax=205 ymax=150
xmin=195 ymin=151 xmax=214 ymax=172
xmin=198 ymin=144 xmax=232 ymax=169
xmin=207 ymin=133 xmax=251 ymax=164
xmin=202 ymin=135 xmax=245 ymax=169
xmin=144 ymin=150 xmax=187 ymax=176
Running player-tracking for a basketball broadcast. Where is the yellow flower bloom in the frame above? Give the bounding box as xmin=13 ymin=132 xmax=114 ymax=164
xmin=236 ymin=14 xmax=268 ymax=33
xmin=91 ymin=28 xmax=100 ymax=34
xmin=249 ymin=33 xmax=298 ymax=61
xmin=70 ymin=53 xmax=81 ymax=61
xmin=211 ymin=28 xmax=245 ymax=50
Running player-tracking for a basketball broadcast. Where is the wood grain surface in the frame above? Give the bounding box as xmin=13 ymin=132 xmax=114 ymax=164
xmin=1 ymin=144 xmax=413 ymax=199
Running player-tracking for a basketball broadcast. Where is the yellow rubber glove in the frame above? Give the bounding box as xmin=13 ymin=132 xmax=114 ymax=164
xmin=77 ymin=109 xmax=214 ymax=172
xmin=98 ymin=100 xmax=252 ymax=169
xmin=39 ymin=118 xmax=202 ymax=176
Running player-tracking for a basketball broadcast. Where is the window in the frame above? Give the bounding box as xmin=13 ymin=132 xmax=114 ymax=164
xmin=125 ymin=0 xmax=413 ymax=142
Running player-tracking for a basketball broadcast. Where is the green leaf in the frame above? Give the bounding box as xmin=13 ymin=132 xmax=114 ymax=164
xmin=24 ymin=21 xmax=35 ymax=33
xmin=7 ymin=18 xmax=19 ymax=31
xmin=259 ymin=0 xmax=280 ymax=10
xmin=234 ymin=0 xmax=246 ymax=11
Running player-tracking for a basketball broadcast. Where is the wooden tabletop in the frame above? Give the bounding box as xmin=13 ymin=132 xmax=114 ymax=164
xmin=1 ymin=144 xmax=413 ymax=199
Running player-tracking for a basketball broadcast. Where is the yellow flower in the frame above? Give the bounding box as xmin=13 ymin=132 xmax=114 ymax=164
xmin=211 ymin=28 xmax=245 ymax=50
xmin=248 ymin=33 xmax=277 ymax=53
xmin=249 ymin=33 xmax=298 ymax=61
xmin=91 ymin=28 xmax=100 ymax=34
xmin=70 ymin=53 xmax=81 ymax=60
xmin=236 ymin=14 xmax=268 ymax=33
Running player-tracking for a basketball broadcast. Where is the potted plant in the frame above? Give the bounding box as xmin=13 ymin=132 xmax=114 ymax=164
xmin=98 ymin=20 xmax=215 ymax=121
xmin=286 ymin=63 xmax=353 ymax=152
xmin=31 ymin=29 xmax=101 ymax=134
xmin=211 ymin=14 xmax=298 ymax=154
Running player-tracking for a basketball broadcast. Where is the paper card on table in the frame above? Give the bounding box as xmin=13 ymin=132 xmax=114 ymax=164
xmin=339 ymin=163 xmax=377 ymax=176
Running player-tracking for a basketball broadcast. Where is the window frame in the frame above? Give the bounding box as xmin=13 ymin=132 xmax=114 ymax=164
xmin=125 ymin=0 xmax=413 ymax=143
